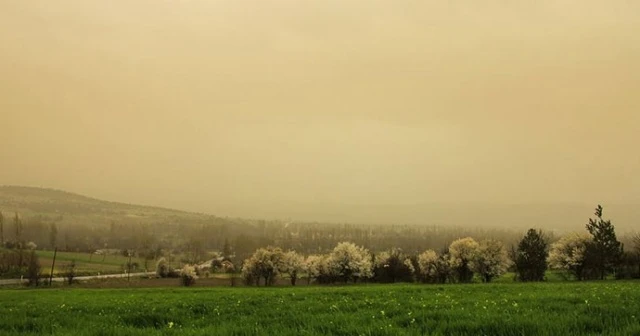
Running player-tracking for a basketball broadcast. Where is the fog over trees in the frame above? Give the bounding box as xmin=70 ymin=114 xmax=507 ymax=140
xmin=1 ymin=185 xmax=638 ymax=285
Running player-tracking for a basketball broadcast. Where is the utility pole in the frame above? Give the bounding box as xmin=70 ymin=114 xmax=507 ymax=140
xmin=49 ymin=247 xmax=57 ymax=286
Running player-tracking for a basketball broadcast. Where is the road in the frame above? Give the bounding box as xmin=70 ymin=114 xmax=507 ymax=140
xmin=0 ymin=272 xmax=156 ymax=286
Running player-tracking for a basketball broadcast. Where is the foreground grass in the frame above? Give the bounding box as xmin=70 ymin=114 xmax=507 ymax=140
xmin=1 ymin=281 xmax=639 ymax=336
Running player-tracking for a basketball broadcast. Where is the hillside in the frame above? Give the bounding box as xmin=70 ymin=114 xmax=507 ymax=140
xmin=0 ymin=185 xmax=205 ymax=221
xmin=1 ymin=186 xmax=639 ymax=233
xmin=0 ymin=186 xmax=258 ymax=254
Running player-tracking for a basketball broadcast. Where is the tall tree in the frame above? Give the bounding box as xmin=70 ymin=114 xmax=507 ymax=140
xmin=13 ymin=213 xmax=22 ymax=243
xmin=49 ymin=223 xmax=58 ymax=249
xmin=223 ymin=238 xmax=232 ymax=261
xmin=630 ymin=233 xmax=640 ymax=277
xmin=515 ymin=229 xmax=548 ymax=281
xmin=0 ymin=210 xmax=4 ymax=246
xmin=585 ymin=205 xmax=623 ymax=280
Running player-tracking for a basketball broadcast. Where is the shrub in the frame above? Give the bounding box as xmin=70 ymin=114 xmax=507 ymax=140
xmin=155 ymin=258 xmax=169 ymax=278
xmin=180 ymin=264 xmax=198 ymax=286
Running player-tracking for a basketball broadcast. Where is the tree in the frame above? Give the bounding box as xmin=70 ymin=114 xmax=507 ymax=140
xmin=303 ymin=254 xmax=326 ymax=284
xmin=280 ymin=251 xmax=305 ymax=286
xmin=634 ymin=233 xmax=640 ymax=276
xmin=0 ymin=210 xmax=4 ymax=246
xmin=328 ymin=242 xmax=373 ymax=283
xmin=180 ymin=264 xmax=198 ymax=286
xmin=222 ymin=238 xmax=232 ymax=261
xmin=13 ymin=213 xmax=22 ymax=244
xmin=449 ymin=237 xmax=479 ymax=283
xmin=64 ymin=260 xmax=76 ymax=285
xmin=515 ymin=229 xmax=548 ymax=282
xmin=155 ymin=257 xmax=170 ymax=278
xmin=417 ymin=249 xmax=439 ymax=283
xmin=631 ymin=233 xmax=640 ymax=275
xmin=373 ymin=248 xmax=414 ymax=283
xmin=49 ymin=223 xmax=58 ymax=249
xmin=585 ymin=205 xmax=623 ymax=279
xmin=472 ymin=240 xmax=511 ymax=283
xmin=633 ymin=233 xmax=640 ymax=256
xmin=26 ymin=250 xmax=41 ymax=287
xmin=548 ymin=233 xmax=592 ymax=280
xmin=433 ymin=252 xmax=453 ymax=283
xmin=211 ymin=256 xmax=224 ymax=273
xmin=241 ymin=246 xmax=285 ymax=286
xmin=221 ymin=260 xmax=236 ymax=286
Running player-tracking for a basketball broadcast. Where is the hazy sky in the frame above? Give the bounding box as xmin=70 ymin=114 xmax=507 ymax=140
xmin=1 ymin=1 xmax=639 ymax=220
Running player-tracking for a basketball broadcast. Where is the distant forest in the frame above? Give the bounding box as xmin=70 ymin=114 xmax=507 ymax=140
xmin=0 ymin=186 xmax=637 ymax=268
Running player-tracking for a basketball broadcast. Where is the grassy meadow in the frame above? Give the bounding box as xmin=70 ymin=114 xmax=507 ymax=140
xmin=1 ymin=281 xmax=639 ymax=336
xmin=34 ymin=250 xmax=155 ymax=276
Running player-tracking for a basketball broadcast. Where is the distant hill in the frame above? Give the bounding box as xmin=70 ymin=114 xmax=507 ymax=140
xmin=0 ymin=185 xmax=638 ymax=233
xmin=0 ymin=185 xmax=207 ymax=222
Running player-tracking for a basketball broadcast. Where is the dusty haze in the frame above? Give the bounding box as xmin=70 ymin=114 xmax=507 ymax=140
xmin=1 ymin=1 xmax=639 ymax=226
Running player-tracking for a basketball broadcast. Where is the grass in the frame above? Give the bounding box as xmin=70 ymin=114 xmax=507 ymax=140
xmin=34 ymin=250 xmax=155 ymax=276
xmin=1 ymin=281 xmax=639 ymax=335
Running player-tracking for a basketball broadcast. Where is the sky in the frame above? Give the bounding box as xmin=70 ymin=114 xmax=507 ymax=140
xmin=1 ymin=0 xmax=639 ymax=224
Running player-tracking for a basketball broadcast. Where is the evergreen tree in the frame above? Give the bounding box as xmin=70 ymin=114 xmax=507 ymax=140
xmin=515 ymin=229 xmax=548 ymax=281
xmin=585 ymin=205 xmax=623 ymax=280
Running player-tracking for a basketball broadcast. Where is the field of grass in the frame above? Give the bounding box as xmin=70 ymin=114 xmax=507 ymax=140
xmin=34 ymin=250 xmax=155 ymax=276
xmin=1 ymin=281 xmax=639 ymax=335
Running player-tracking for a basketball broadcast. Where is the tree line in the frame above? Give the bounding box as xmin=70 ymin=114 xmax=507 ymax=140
xmin=2 ymin=205 xmax=639 ymax=285
xmin=182 ymin=205 xmax=637 ymax=287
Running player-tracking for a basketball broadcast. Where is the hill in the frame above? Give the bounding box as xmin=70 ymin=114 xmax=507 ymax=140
xmin=0 ymin=186 xmax=637 ymax=261
xmin=0 ymin=185 xmax=208 ymax=223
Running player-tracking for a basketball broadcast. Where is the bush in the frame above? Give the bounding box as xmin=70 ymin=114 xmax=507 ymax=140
xmin=155 ymin=258 xmax=169 ymax=278
xmin=180 ymin=265 xmax=198 ymax=286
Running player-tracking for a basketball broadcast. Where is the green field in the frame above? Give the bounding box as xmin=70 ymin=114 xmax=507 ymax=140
xmin=1 ymin=281 xmax=639 ymax=336
xmin=35 ymin=250 xmax=155 ymax=276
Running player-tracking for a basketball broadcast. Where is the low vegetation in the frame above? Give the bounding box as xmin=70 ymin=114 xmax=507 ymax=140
xmin=1 ymin=281 xmax=639 ymax=335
